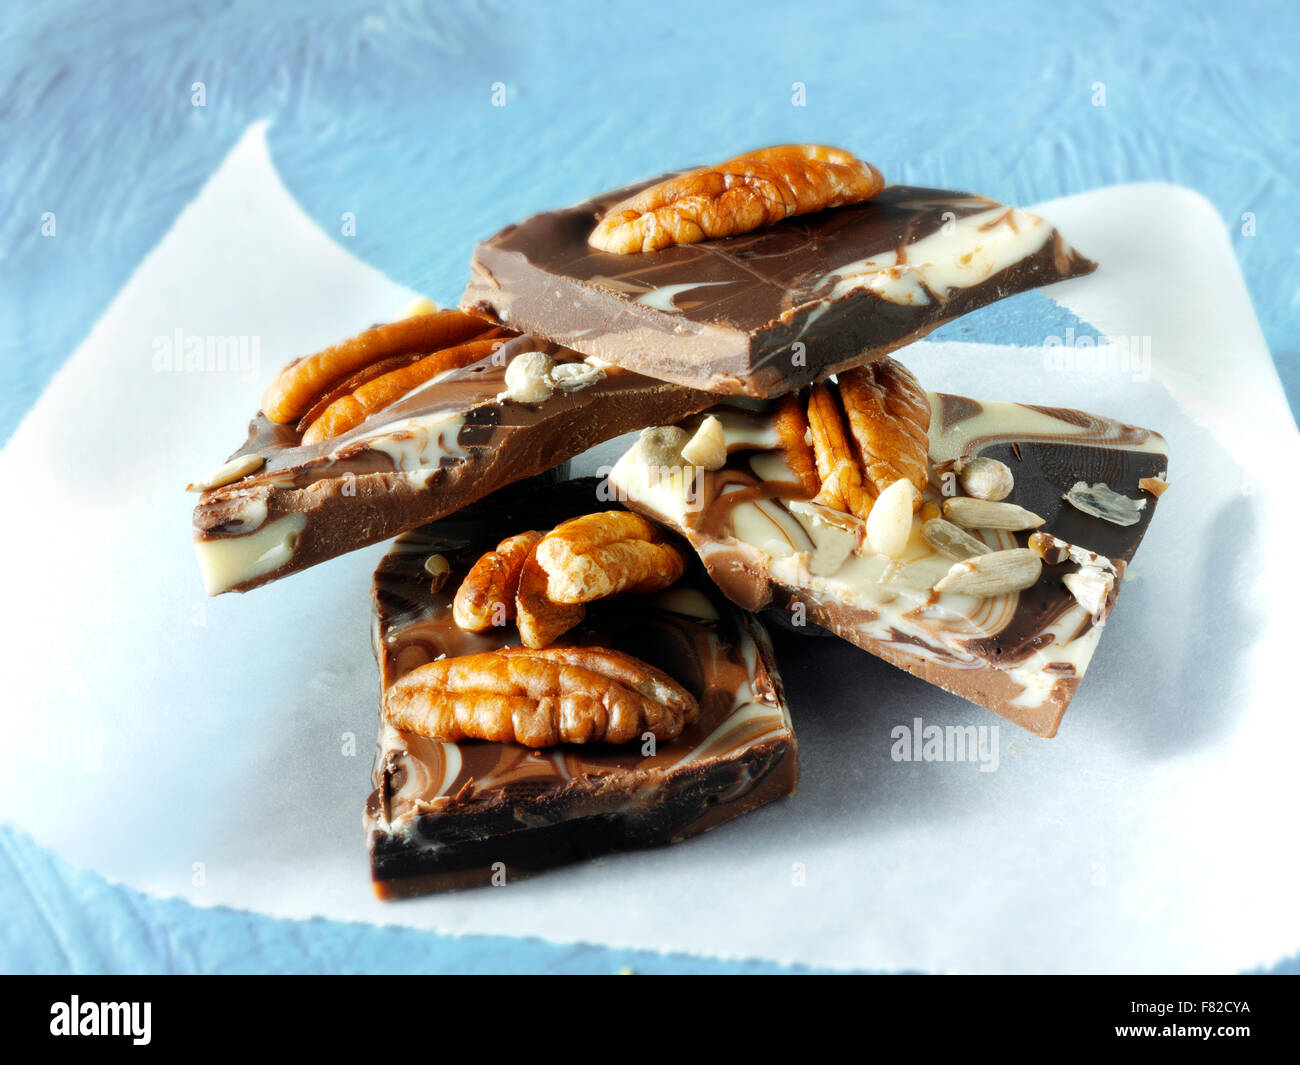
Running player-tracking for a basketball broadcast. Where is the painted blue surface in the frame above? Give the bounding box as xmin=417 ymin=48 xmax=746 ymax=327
xmin=2 ymin=0 xmax=1297 ymax=974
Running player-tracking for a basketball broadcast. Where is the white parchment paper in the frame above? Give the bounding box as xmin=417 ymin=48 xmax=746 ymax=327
xmin=2 ymin=124 xmax=1296 ymax=973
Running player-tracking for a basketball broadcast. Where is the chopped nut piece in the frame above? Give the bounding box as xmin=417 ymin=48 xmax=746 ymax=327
xmin=922 ymin=518 xmax=992 ymax=561
xmin=1062 ymin=564 xmax=1116 ymax=616
xmin=423 ymin=553 xmax=451 ymax=590
xmin=403 ymin=296 xmax=438 ymax=317
xmin=942 ymin=497 xmax=1045 ymax=531
xmin=1027 ymin=531 xmax=1071 ymax=565
xmin=550 ymin=361 xmax=605 ymax=392
xmin=681 ymin=415 xmax=728 ymax=470
xmin=934 ymin=548 xmax=1042 ymax=597
xmin=1138 ymin=476 xmax=1170 ymax=498
xmin=957 ymin=456 xmax=1014 ymax=501
xmin=866 ymin=478 xmax=920 ymax=559
xmin=500 ymin=350 xmax=556 ymax=403
xmin=630 ymin=425 xmax=690 ymax=469
xmin=1028 ymin=531 xmax=1117 ymax=571
xmin=919 ymin=500 xmax=942 ymax=523
xmin=187 ymin=453 xmax=264 ymax=492
xmin=1063 ymin=481 xmax=1147 ymax=526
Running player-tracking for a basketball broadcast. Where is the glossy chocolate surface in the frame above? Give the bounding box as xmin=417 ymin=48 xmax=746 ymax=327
xmin=192 ymin=336 xmax=714 ymax=593
xmin=464 ymin=182 xmax=1096 ymax=396
xmin=610 ymin=395 xmax=1168 ymax=737
xmin=365 ymin=479 xmax=798 ymax=897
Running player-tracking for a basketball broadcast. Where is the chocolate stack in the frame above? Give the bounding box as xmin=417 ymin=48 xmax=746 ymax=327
xmin=190 ymin=145 xmax=1168 ymax=896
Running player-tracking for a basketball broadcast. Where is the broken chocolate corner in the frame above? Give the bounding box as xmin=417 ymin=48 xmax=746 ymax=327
xmin=463 ymin=180 xmax=1095 ymax=398
xmin=610 ymin=395 xmax=1168 ymax=738
xmin=365 ymin=479 xmax=798 ymax=898
xmin=190 ymin=329 xmax=714 ymax=595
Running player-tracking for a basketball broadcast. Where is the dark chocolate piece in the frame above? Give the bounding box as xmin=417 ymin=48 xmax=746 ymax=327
xmin=191 ymin=336 xmax=714 ymax=594
xmin=610 ymin=396 xmax=1168 ymax=737
xmin=365 ymin=479 xmax=798 ymax=897
xmin=463 ymin=182 xmax=1096 ymax=397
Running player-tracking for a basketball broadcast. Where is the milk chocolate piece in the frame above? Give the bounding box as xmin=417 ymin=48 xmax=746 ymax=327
xmin=191 ymin=335 xmax=714 ymax=594
xmin=365 ymin=479 xmax=798 ymax=897
xmin=463 ymin=182 xmax=1095 ymax=397
xmin=610 ymin=397 xmax=1169 ymax=737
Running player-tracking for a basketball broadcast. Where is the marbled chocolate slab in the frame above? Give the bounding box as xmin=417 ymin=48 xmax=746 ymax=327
xmin=365 ymin=479 xmax=798 ymax=897
xmin=610 ymin=396 xmax=1168 ymax=737
xmin=463 ymin=182 xmax=1095 ymax=397
xmin=191 ymin=335 xmax=714 ymax=594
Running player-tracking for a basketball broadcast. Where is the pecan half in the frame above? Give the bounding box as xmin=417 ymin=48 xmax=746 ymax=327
xmin=452 ymin=530 xmax=544 ymax=632
xmin=515 ymin=550 xmax=588 ymax=649
xmin=533 ymin=511 xmax=686 ymax=605
xmin=384 ymin=645 xmax=699 ymax=746
xmin=260 ymin=309 xmax=496 ymax=425
xmin=588 ymin=144 xmax=885 ymax=254
xmin=838 ymin=358 xmax=931 ymax=507
xmin=773 ymin=392 xmax=820 ymax=497
xmin=776 ymin=357 xmax=930 ymax=521
xmin=300 ymin=333 xmax=505 ymax=443
xmin=807 ymin=381 xmax=870 ymax=517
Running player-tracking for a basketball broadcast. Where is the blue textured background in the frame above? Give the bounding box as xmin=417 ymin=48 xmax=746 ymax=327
xmin=2 ymin=0 xmax=1297 ymax=974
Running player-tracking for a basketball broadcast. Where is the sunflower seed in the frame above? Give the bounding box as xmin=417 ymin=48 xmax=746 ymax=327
xmin=942 ymin=496 xmax=1045 ymax=531
xmin=1063 ymin=481 xmax=1147 ymax=526
xmin=934 ymin=548 xmax=1042 ymax=597
xmin=922 ymin=518 xmax=992 ymax=561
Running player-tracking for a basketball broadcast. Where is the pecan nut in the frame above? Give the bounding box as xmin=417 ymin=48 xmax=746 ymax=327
xmin=776 ymin=357 xmax=930 ymax=523
xmin=384 ymin=645 xmax=699 ymax=747
xmin=261 ymin=309 xmax=494 ymax=425
xmin=533 ymin=511 xmax=686 ymax=605
xmin=588 ymin=144 xmax=885 ymax=254
xmin=452 ymin=530 xmax=544 ymax=632
xmin=837 ymin=358 xmax=931 ymax=507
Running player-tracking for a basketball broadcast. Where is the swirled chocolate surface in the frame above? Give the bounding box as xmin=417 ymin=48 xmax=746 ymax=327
xmin=191 ymin=335 xmax=714 ymax=594
xmin=463 ymin=181 xmax=1096 ymax=397
xmin=365 ymin=479 xmax=797 ymax=898
xmin=610 ymin=394 xmax=1168 ymax=738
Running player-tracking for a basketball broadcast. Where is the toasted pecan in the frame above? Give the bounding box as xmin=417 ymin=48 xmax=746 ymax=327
xmin=807 ymin=382 xmax=870 ymax=518
xmin=300 ymin=334 xmax=504 ymax=444
xmin=261 ymin=309 xmax=493 ymax=425
xmin=838 ymin=358 xmax=931 ymax=508
xmin=515 ymin=549 xmax=587 ymax=649
xmin=383 ymin=645 xmax=698 ymax=747
xmin=534 ymin=511 xmax=686 ymax=605
xmin=589 ymin=144 xmax=885 ymax=254
xmin=452 ymin=530 xmax=544 ymax=632
xmin=773 ymin=392 xmax=820 ymax=497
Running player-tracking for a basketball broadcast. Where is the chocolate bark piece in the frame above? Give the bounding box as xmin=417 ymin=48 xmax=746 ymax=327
xmin=463 ymin=182 xmax=1095 ymax=398
xmin=191 ymin=335 xmax=714 ymax=594
xmin=365 ymin=479 xmax=798 ymax=898
xmin=610 ymin=397 xmax=1169 ymax=738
